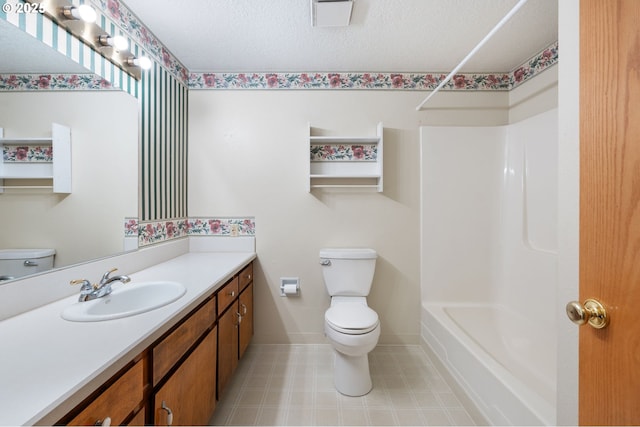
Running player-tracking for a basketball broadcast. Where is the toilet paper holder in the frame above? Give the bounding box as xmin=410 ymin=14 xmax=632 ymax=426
xmin=280 ymin=277 xmax=300 ymax=296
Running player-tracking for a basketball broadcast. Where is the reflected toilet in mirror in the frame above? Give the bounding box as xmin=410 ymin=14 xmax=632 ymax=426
xmin=0 ymin=248 xmax=55 ymax=282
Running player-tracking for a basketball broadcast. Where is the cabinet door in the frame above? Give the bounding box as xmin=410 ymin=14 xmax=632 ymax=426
xmin=154 ymin=327 xmax=217 ymax=426
xmin=67 ymin=358 xmax=144 ymax=426
xmin=239 ymin=283 xmax=253 ymax=359
xmin=153 ymin=296 xmax=216 ymax=385
xmin=217 ymin=303 xmax=239 ymax=396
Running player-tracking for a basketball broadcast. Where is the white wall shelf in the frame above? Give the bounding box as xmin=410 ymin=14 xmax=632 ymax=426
xmin=308 ymin=122 xmax=383 ymax=192
xmin=0 ymin=123 xmax=71 ymax=193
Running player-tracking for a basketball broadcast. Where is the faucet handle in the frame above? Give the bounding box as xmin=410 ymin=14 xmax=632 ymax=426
xmin=70 ymin=279 xmax=95 ymax=290
xmin=100 ymin=268 xmax=118 ymax=282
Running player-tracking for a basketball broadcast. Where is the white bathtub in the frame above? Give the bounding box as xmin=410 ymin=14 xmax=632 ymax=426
xmin=421 ymin=303 xmax=556 ymax=426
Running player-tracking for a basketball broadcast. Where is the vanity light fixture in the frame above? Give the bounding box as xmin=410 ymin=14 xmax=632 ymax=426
xmin=126 ymin=56 xmax=153 ymax=70
xmin=24 ymin=0 xmax=146 ymax=80
xmin=98 ymin=34 xmax=129 ymax=51
xmin=61 ymin=4 xmax=97 ymax=23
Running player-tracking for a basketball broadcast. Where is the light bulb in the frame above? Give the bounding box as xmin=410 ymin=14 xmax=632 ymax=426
xmin=127 ymin=56 xmax=153 ymax=70
xmin=62 ymin=5 xmax=97 ymax=23
xmin=137 ymin=56 xmax=152 ymax=70
xmin=98 ymin=34 xmax=129 ymax=51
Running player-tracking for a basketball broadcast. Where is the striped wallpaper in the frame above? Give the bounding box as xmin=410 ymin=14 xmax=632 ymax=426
xmin=139 ymin=62 xmax=188 ymax=222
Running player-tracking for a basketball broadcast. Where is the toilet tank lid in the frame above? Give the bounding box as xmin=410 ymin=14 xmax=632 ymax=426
xmin=0 ymin=249 xmax=56 ymax=260
xmin=319 ymin=248 xmax=377 ymax=259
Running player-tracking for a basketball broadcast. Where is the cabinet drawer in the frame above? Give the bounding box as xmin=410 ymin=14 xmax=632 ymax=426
xmin=217 ymin=276 xmax=239 ymax=314
xmin=153 ymin=296 xmax=216 ymax=385
xmin=67 ymin=358 xmax=144 ymax=426
xmin=238 ymin=262 xmax=253 ymax=291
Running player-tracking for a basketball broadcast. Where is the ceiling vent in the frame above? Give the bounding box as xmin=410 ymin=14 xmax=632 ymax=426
xmin=311 ymin=0 xmax=354 ymax=27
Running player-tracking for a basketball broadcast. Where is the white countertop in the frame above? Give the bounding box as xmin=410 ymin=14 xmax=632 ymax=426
xmin=0 ymin=251 xmax=256 ymax=426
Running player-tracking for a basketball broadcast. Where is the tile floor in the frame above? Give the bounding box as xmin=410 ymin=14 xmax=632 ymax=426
xmin=209 ymin=344 xmax=481 ymax=426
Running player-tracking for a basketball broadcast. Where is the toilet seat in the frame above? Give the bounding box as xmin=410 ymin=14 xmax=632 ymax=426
xmin=325 ymin=304 xmax=379 ymax=335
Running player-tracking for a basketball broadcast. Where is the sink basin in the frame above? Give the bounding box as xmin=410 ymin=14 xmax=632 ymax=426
xmin=62 ymin=281 xmax=186 ymax=322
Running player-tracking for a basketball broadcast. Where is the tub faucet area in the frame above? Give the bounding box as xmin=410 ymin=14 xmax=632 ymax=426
xmin=71 ymin=268 xmax=131 ymax=302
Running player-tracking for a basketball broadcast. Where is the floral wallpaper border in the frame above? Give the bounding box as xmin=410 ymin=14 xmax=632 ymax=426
xmin=310 ymin=144 xmax=377 ymax=162
xmin=138 ymin=218 xmax=189 ymax=247
xmin=132 ymin=217 xmax=256 ymax=247
xmin=188 ymin=42 xmax=557 ymax=91
xmin=124 ymin=218 xmax=139 ymax=237
xmin=0 ymin=74 xmax=114 ymax=91
xmin=0 ymin=41 xmax=557 ymax=93
xmin=187 ymin=218 xmax=256 ymax=237
xmin=3 ymin=145 xmax=53 ymax=162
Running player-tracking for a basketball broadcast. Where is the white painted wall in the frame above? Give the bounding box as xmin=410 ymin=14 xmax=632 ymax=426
xmin=0 ymin=91 xmax=138 ymax=269
xmin=188 ymin=82 xmax=554 ymax=345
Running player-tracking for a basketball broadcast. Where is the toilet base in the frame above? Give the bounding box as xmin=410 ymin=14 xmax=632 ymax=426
xmin=333 ymin=350 xmax=372 ymax=396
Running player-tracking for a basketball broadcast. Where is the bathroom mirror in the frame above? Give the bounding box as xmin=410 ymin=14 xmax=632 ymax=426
xmin=0 ymin=19 xmax=139 ymax=283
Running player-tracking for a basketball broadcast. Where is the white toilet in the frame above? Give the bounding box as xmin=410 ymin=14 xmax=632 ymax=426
xmin=320 ymin=248 xmax=380 ymax=396
xmin=0 ymin=249 xmax=56 ymax=282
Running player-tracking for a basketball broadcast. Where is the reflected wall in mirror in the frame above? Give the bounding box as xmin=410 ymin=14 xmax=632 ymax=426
xmin=0 ymin=19 xmax=139 ymax=283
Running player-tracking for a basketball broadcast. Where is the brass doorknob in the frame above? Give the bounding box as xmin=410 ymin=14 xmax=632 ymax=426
xmin=566 ymin=298 xmax=609 ymax=329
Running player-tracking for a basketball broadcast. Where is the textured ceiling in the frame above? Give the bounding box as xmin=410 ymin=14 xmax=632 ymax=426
xmin=121 ymin=0 xmax=558 ymax=73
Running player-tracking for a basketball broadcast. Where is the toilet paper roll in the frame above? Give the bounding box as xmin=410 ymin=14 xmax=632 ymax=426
xmin=282 ymin=283 xmax=298 ymax=295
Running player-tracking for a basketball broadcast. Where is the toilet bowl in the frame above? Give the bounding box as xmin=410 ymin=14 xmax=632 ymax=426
xmin=320 ymin=248 xmax=380 ymax=396
xmin=324 ymin=296 xmax=380 ymax=396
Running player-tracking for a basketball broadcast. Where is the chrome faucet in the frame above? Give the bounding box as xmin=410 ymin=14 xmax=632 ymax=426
xmin=70 ymin=268 xmax=131 ymax=302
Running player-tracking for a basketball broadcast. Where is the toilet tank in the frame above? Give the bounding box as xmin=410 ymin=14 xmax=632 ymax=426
xmin=320 ymin=248 xmax=377 ymax=296
xmin=0 ymin=249 xmax=56 ymax=281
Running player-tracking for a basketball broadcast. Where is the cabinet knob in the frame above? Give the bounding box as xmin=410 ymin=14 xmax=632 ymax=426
xmin=241 ymin=302 xmax=247 ymax=316
xmin=161 ymin=401 xmax=174 ymax=426
xmin=228 ymin=290 xmax=235 ymax=297
xmin=94 ymin=417 xmax=111 ymax=427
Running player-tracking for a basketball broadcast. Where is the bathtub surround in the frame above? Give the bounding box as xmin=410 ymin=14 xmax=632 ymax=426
xmin=420 ymin=108 xmax=558 ymax=425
